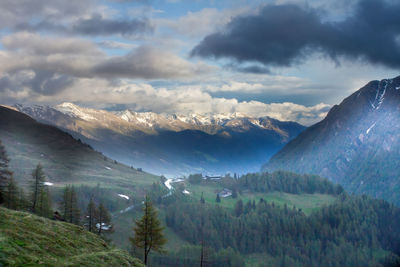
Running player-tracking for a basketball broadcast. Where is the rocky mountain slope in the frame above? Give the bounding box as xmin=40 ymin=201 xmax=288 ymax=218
xmin=264 ymin=76 xmax=400 ymax=204
xmin=15 ymin=103 xmax=305 ymax=176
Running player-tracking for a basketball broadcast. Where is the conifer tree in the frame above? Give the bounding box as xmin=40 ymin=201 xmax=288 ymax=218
xmin=61 ymin=185 xmax=71 ymax=220
xmin=216 ymin=194 xmax=221 ymax=203
xmin=30 ymin=164 xmax=46 ymax=212
xmin=131 ymin=196 xmax=166 ymax=265
xmin=30 ymin=164 xmax=52 ymax=217
xmin=60 ymin=185 xmax=80 ymax=225
xmin=5 ymin=176 xmax=19 ymax=210
xmin=97 ymin=202 xmax=111 ymax=234
xmin=86 ymin=197 xmax=98 ymax=232
xmin=234 ymin=199 xmax=243 ymax=217
xmin=37 ymin=185 xmax=52 ymax=218
xmin=0 ymin=140 xmax=12 ymax=205
xmin=70 ymin=186 xmax=80 ymax=224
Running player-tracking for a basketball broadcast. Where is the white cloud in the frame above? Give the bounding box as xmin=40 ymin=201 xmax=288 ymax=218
xmin=203 ymin=76 xmax=309 ymax=93
xmin=2 ymin=32 xmax=101 ymax=56
xmin=0 ymin=33 xmax=215 ymax=95
xmin=97 ymin=40 xmax=137 ymax=50
xmin=0 ymin=0 xmax=95 ymax=28
xmin=93 ymin=45 xmax=215 ymax=79
xmin=27 ymin=78 xmax=329 ymax=125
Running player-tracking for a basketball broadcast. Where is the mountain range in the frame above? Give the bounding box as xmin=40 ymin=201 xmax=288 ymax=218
xmin=264 ymin=75 xmax=400 ymax=205
xmin=15 ymin=102 xmax=305 ymax=176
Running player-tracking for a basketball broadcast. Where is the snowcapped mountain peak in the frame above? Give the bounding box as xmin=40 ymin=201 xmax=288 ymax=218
xmin=55 ymin=102 xmax=97 ymax=121
xmin=116 ymin=110 xmax=165 ymax=128
xmin=14 ymin=102 xmax=301 ymax=136
xmin=58 ymin=102 xmax=79 ymax=109
xmin=111 ymin=109 xmax=280 ymax=132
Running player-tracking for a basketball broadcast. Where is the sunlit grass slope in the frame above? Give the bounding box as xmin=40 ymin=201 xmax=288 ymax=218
xmin=0 ymin=207 xmax=144 ymax=266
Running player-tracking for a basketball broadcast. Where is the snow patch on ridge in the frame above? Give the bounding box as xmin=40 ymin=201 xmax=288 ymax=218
xmin=118 ymin=194 xmax=129 ymax=200
xmin=371 ymin=80 xmax=388 ymax=110
xmin=366 ymin=122 xmax=376 ymax=135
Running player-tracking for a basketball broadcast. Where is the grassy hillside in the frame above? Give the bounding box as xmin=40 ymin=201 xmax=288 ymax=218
xmin=0 ymin=105 xmax=161 ymax=220
xmin=0 ymin=106 xmax=159 ymax=191
xmin=0 ymin=207 xmax=144 ymax=266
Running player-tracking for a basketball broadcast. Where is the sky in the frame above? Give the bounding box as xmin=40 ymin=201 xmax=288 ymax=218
xmin=0 ymin=0 xmax=399 ymax=125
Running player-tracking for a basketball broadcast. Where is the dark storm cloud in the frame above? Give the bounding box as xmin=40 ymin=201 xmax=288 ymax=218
xmin=191 ymin=0 xmax=400 ymax=70
xmin=15 ymin=14 xmax=153 ymax=37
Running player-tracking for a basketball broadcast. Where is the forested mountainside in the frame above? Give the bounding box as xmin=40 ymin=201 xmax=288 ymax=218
xmin=145 ymin=172 xmax=400 ymax=266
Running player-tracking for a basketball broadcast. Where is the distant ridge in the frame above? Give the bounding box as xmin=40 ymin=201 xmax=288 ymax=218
xmin=14 ymin=103 xmax=305 ymax=176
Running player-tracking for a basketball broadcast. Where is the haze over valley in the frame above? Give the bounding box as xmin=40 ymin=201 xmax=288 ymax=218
xmin=14 ymin=102 xmax=304 ymax=176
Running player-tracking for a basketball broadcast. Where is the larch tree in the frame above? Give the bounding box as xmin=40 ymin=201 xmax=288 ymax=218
xmin=37 ymin=185 xmax=52 ymax=218
xmin=85 ymin=197 xmax=98 ymax=233
xmin=70 ymin=186 xmax=80 ymax=225
xmin=97 ymin=202 xmax=111 ymax=235
xmin=61 ymin=185 xmax=80 ymax=225
xmin=131 ymin=196 xmax=166 ymax=265
xmin=61 ymin=185 xmax=71 ymax=221
xmin=5 ymin=176 xmax=19 ymax=210
xmin=0 ymin=139 xmax=12 ymax=205
xmin=30 ymin=164 xmax=46 ymax=212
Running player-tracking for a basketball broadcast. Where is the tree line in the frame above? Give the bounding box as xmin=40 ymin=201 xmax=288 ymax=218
xmin=0 ymin=140 xmax=111 ymax=235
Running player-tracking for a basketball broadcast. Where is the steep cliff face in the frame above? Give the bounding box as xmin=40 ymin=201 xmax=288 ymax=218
xmin=265 ymin=76 xmax=400 ymax=204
